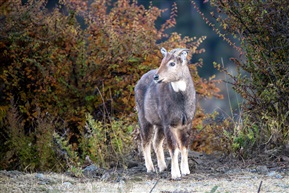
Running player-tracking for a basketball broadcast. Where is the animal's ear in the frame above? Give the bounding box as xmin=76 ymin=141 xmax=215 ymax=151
xmin=180 ymin=50 xmax=189 ymax=64
xmin=161 ymin=47 xmax=167 ymax=57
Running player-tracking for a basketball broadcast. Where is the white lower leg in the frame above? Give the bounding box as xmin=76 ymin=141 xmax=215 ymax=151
xmin=170 ymin=148 xmax=181 ymax=179
xmin=143 ymin=143 xmax=155 ymax=172
xmin=180 ymin=148 xmax=190 ymax=175
xmin=157 ymin=146 xmax=167 ymax=172
xmin=153 ymin=139 xmax=167 ymax=172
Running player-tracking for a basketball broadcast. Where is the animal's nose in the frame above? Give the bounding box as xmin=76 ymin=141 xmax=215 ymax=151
xmin=153 ymin=74 xmax=159 ymax=81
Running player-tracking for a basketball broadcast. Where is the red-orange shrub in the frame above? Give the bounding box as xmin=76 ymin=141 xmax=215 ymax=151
xmin=0 ymin=0 xmax=222 ymax=170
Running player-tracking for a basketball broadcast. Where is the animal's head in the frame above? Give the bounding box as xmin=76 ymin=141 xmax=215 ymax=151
xmin=153 ymin=47 xmax=190 ymax=83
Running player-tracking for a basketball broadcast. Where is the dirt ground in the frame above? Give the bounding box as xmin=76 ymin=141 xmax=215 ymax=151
xmin=1 ymin=152 xmax=289 ymax=193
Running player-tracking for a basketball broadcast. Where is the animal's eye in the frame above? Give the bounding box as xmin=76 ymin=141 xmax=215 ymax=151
xmin=169 ymin=62 xmax=175 ymax=67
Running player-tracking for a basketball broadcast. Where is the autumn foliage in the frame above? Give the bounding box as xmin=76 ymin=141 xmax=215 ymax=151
xmin=0 ymin=0 xmax=222 ymax=171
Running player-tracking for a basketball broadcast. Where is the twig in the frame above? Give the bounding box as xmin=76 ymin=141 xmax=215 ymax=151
xmin=263 ymin=135 xmax=273 ymax=145
xmin=149 ymin=178 xmax=160 ymax=193
xmin=257 ymin=180 xmax=263 ymax=193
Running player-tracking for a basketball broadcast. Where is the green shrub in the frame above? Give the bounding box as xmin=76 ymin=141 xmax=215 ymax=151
xmin=2 ymin=102 xmax=65 ymax=171
xmin=211 ymin=0 xmax=289 ymax=155
xmin=80 ymin=113 xmax=134 ymax=168
xmin=52 ymin=113 xmax=134 ymax=175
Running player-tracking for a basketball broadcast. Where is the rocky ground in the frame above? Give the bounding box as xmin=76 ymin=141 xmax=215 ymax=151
xmin=1 ymin=152 xmax=289 ymax=193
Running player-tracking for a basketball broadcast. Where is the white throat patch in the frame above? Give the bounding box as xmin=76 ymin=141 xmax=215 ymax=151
xmin=171 ymin=80 xmax=187 ymax=92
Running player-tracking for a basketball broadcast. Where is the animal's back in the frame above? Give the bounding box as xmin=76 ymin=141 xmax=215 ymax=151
xmin=134 ymin=69 xmax=156 ymax=114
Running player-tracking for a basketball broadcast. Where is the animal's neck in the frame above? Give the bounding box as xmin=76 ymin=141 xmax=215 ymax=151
xmin=171 ymin=80 xmax=187 ymax=92
xmin=170 ymin=69 xmax=193 ymax=93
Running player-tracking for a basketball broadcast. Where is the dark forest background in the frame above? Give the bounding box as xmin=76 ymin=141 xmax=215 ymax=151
xmin=44 ymin=0 xmax=240 ymax=114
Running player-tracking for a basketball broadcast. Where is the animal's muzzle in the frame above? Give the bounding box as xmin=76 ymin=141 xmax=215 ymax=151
xmin=153 ymin=74 xmax=162 ymax=83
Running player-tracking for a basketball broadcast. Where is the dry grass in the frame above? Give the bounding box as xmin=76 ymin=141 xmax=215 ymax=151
xmin=1 ymin=166 xmax=289 ymax=193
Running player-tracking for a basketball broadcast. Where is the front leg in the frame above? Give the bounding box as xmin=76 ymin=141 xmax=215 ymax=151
xmin=169 ymin=148 xmax=181 ymax=179
xmin=180 ymin=147 xmax=190 ymax=175
xmin=166 ymin=127 xmax=181 ymax=179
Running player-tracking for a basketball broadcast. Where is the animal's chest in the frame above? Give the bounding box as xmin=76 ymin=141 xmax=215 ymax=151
xmin=144 ymin=83 xmax=195 ymax=126
xmin=157 ymin=91 xmax=195 ymax=126
xmin=160 ymin=100 xmax=193 ymax=125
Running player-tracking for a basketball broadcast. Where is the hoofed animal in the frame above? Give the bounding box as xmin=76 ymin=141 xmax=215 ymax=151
xmin=134 ymin=47 xmax=196 ymax=179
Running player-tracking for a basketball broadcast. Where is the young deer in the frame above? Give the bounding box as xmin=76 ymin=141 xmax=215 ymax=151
xmin=134 ymin=47 xmax=196 ymax=179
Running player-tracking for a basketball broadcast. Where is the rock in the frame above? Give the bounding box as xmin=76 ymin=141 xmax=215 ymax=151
xmin=82 ymin=164 xmax=104 ymax=178
xmin=127 ymin=160 xmax=139 ymax=168
xmin=275 ymin=173 xmax=283 ymax=179
xmin=225 ymin=168 xmax=241 ymax=174
xmin=35 ymin=173 xmax=53 ymax=185
xmin=280 ymin=155 xmax=289 ymax=162
xmin=101 ymin=172 xmax=111 ymax=181
xmin=250 ymin=168 xmax=257 ymax=173
xmin=267 ymin=171 xmax=283 ymax=179
xmin=267 ymin=171 xmax=276 ymax=177
xmin=256 ymin=165 xmax=268 ymax=174
xmin=62 ymin=181 xmax=72 ymax=188
xmin=4 ymin=170 xmax=23 ymax=178
xmin=35 ymin=173 xmax=44 ymax=180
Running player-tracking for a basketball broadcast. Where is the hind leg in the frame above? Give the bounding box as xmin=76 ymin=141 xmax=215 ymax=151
xmin=153 ymin=126 xmax=167 ymax=172
xmin=140 ymin=122 xmax=155 ymax=172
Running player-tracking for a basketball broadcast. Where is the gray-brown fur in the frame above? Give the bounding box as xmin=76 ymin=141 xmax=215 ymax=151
xmin=134 ymin=47 xmax=196 ymax=179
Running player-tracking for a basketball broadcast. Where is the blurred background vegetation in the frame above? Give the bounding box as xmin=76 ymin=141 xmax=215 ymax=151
xmin=0 ymin=0 xmax=288 ymax=173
